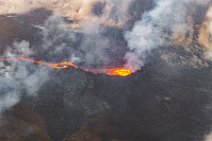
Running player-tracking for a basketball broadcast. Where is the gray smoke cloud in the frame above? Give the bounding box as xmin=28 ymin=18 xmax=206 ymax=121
xmin=35 ymin=14 xmax=126 ymax=67
xmin=0 ymin=40 xmax=49 ymax=114
xmin=124 ymin=0 xmax=211 ymax=71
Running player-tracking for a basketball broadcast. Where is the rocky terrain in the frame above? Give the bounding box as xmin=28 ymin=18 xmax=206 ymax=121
xmin=0 ymin=1 xmax=212 ymax=141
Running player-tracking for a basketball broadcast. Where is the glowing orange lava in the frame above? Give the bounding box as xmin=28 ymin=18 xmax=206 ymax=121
xmin=104 ymin=68 xmax=132 ymax=76
xmin=0 ymin=57 xmax=132 ymax=77
xmin=83 ymin=68 xmax=132 ymax=76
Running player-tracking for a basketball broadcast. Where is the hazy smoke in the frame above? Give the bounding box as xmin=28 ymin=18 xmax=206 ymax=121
xmin=124 ymin=0 xmax=211 ymax=71
xmin=35 ymin=14 xmax=127 ymax=67
xmin=0 ymin=41 xmax=49 ymax=114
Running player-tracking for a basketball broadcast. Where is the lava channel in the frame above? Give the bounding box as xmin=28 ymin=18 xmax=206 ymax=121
xmin=0 ymin=57 xmax=132 ymax=77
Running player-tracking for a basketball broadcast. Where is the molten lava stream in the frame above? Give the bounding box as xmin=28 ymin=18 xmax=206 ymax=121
xmin=0 ymin=57 xmax=132 ymax=76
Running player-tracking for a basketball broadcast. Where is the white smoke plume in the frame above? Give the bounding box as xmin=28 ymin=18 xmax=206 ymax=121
xmin=0 ymin=0 xmax=134 ymax=28
xmin=124 ymin=0 xmax=211 ymax=71
xmin=0 ymin=40 xmax=49 ymax=114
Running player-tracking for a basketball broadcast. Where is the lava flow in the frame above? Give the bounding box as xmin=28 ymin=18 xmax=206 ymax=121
xmin=0 ymin=57 xmax=132 ymax=77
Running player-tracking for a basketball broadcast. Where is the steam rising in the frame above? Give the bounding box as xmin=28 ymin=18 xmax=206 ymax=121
xmin=124 ymin=0 xmax=211 ymax=71
xmin=0 ymin=41 xmax=49 ymax=114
